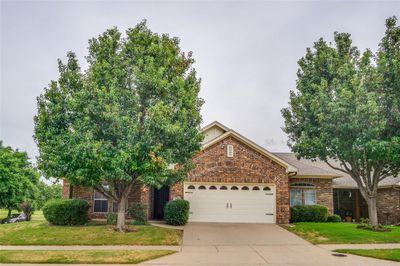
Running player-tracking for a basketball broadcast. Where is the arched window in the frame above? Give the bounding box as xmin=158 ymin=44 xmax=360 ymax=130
xmin=220 ymin=186 xmax=228 ymax=190
xmin=209 ymin=185 xmax=217 ymax=190
xmin=231 ymin=186 xmax=239 ymax=190
xmin=252 ymin=186 xmax=260 ymax=190
xmin=241 ymin=186 xmax=249 ymax=190
xmin=198 ymin=185 xmax=206 ymax=190
xmin=263 ymin=186 xmax=271 ymax=191
xmin=290 ymin=182 xmax=316 ymax=207
xmin=187 ymin=185 xmax=196 ymax=190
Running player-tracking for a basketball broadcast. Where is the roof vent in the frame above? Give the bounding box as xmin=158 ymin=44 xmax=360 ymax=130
xmin=227 ymin=144 xmax=234 ymax=157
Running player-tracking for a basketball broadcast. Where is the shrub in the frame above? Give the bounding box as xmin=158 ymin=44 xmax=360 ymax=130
xmin=127 ymin=202 xmax=147 ymax=223
xmin=327 ymin=214 xmax=342 ymax=223
xmin=290 ymin=205 xmax=328 ymax=222
xmin=164 ymin=199 xmax=190 ymax=226
xmin=131 ymin=220 xmax=149 ymax=225
xmin=105 ymin=213 xmax=117 ymax=225
xmin=20 ymin=201 xmax=34 ymax=221
xmin=43 ymin=199 xmax=89 ymax=225
xmin=356 ymin=218 xmax=391 ymax=232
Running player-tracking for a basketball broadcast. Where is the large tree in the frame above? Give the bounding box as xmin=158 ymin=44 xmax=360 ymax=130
xmin=282 ymin=17 xmax=400 ymax=225
xmin=0 ymin=142 xmax=39 ymax=217
xmin=34 ymin=21 xmax=203 ymax=231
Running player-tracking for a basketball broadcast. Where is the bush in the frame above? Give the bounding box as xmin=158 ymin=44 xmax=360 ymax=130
xmin=105 ymin=213 xmax=117 ymax=225
xmin=290 ymin=205 xmax=328 ymax=222
xmin=43 ymin=199 xmax=89 ymax=225
xmin=20 ymin=201 xmax=34 ymax=221
xmin=131 ymin=220 xmax=149 ymax=225
xmin=327 ymin=214 xmax=342 ymax=223
xmin=356 ymin=218 xmax=391 ymax=232
xmin=127 ymin=202 xmax=147 ymax=223
xmin=164 ymin=199 xmax=189 ymax=226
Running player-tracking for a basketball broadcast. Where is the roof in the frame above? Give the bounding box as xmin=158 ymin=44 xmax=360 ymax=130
xmin=200 ymin=121 xmax=400 ymax=187
xmin=201 ymin=122 xmax=298 ymax=173
xmin=274 ymin=152 xmax=400 ymax=188
xmin=273 ymin=153 xmax=341 ymax=178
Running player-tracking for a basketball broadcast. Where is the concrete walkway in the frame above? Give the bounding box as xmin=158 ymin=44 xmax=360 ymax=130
xmin=0 ymin=245 xmax=180 ymax=251
xmin=319 ymin=243 xmax=400 ymax=250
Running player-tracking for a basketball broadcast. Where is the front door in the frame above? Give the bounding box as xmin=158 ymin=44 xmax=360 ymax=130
xmin=153 ymin=186 xmax=170 ymax=219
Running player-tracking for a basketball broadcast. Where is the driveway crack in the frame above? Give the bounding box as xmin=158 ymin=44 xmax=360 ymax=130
xmin=250 ymin=245 xmax=270 ymax=264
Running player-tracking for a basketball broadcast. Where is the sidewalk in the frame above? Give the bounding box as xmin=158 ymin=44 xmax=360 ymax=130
xmin=318 ymin=243 xmax=400 ymax=250
xmin=0 ymin=245 xmax=181 ymax=251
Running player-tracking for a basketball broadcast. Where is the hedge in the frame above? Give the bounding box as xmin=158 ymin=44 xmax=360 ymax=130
xmin=43 ymin=199 xmax=90 ymax=225
xmin=164 ymin=199 xmax=190 ymax=226
xmin=290 ymin=205 xmax=328 ymax=222
xmin=327 ymin=214 xmax=342 ymax=222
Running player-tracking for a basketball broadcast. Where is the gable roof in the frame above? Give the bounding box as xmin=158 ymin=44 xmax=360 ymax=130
xmin=201 ymin=121 xmax=298 ymax=173
xmin=274 ymin=152 xmax=400 ymax=188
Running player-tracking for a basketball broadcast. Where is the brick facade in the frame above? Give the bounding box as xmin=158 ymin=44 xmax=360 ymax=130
xmin=377 ymin=187 xmax=400 ymax=225
xmin=183 ymin=136 xmax=291 ymax=224
xmin=62 ymin=181 xmax=151 ymax=219
xmin=290 ymin=178 xmax=334 ymax=213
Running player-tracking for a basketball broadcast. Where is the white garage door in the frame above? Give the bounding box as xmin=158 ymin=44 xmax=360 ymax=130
xmin=184 ymin=183 xmax=275 ymax=223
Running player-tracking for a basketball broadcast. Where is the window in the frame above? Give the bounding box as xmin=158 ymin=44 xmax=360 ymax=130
xmin=209 ymin=185 xmax=217 ymax=190
xmin=94 ymin=190 xmax=108 ymax=213
xmin=252 ymin=186 xmax=260 ymax=190
xmin=198 ymin=185 xmax=206 ymax=190
xmin=290 ymin=183 xmax=317 ymax=206
xmin=187 ymin=185 xmax=196 ymax=190
xmin=220 ymin=186 xmax=228 ymax=190
xmin=227 ymin=145 xmax=234 ymax=157
xmin=112 ymin=200 xmax=128 ymax=213
xmin=241 ymin=186 xmax=249 ymax=190
xmin=263 ymin=186 xmax=271 ymax=191
xmin=231 ymin=186 xmax=238 ymax=190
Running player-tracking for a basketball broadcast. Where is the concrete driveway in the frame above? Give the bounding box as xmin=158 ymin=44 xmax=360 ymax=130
xmin=142 ymin=223 xmax=399 ymax=266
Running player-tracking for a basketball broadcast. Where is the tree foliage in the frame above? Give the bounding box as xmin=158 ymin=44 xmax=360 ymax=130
xmin=36 ymin=181 xmax=63 ymax=210
xmin=0 ymin=142 xmax=39 ymax=217
xmin=282 ymin=17 xmax=400 ymax=224
xmin=34 ymin=21 xmax=203 ymax=230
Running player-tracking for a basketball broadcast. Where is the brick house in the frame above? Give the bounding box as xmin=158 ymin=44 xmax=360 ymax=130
xmin=63 ymin=121 xmax=400 ymax=224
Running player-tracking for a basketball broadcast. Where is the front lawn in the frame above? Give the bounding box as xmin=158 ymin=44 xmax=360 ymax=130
xmin=0 ymin=250 xmax=175 ymax=264
xmin=286 ymin=222 xmax=400 ymax=244
xmin=0 ymin=209 xmax=44 ymax=220
xmin=335 ymin=249 xmax=400 ymax=262
xmin=0 ymin=221 xmax=182 ymax=245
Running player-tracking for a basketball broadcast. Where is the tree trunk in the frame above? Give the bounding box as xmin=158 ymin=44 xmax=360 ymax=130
xmin=7 ymin=208 xmax=11 ymax=218
xmin=116 ymin=194 xmax=127 ymax=232
xmin=366 ymin=196 xmax=378 ymax=225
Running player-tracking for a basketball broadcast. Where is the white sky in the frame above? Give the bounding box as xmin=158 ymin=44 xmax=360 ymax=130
xmin=1 ymin=1 xmax=399 ymax=163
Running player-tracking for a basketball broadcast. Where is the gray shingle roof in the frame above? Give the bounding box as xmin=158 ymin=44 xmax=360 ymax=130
xmin=273 ymin=152 xmax=400 ymax=188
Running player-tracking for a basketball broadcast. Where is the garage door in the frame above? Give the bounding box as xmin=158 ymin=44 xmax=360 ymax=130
xmin=184 ymin=183 xmax=275 ymax=223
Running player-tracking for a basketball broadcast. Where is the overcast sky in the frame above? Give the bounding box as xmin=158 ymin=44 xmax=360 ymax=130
xmin=1 ymin=1 xmax=399 ymax=163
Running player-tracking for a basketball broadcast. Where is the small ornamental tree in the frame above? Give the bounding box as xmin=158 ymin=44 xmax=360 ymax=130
xmin=282 ymin=17 xmax=400 ymax=225
xmin=0 ymin=142 xmax=39 ymax=217
xmin=34 ymin=21 xmax=203 ymax=231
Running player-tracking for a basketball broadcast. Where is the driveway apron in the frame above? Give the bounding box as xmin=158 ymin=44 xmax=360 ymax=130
xmin=141 ymin=222 xmax=399 ymax=265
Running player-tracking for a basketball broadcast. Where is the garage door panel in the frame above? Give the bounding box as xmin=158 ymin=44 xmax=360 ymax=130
xmin=184 ymin=183 xmax=276 ymax=224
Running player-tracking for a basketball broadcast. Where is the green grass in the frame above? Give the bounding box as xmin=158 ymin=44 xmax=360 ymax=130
xmin=0 ymin=209 xmax=44 ymax=220
xmin=286 ymin=223 xmax=400 ymax=244
xmin=0 ymin=221 xmax=182 ymax=245
xmin=335 ymin=249 xmax=400 ymax=262
xmin=0 ymin=250 xmax=175 ymax=264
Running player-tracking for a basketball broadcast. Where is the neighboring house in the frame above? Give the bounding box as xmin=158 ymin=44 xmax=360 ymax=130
xmin=62 ymin=121 xmax=400 ymax=224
